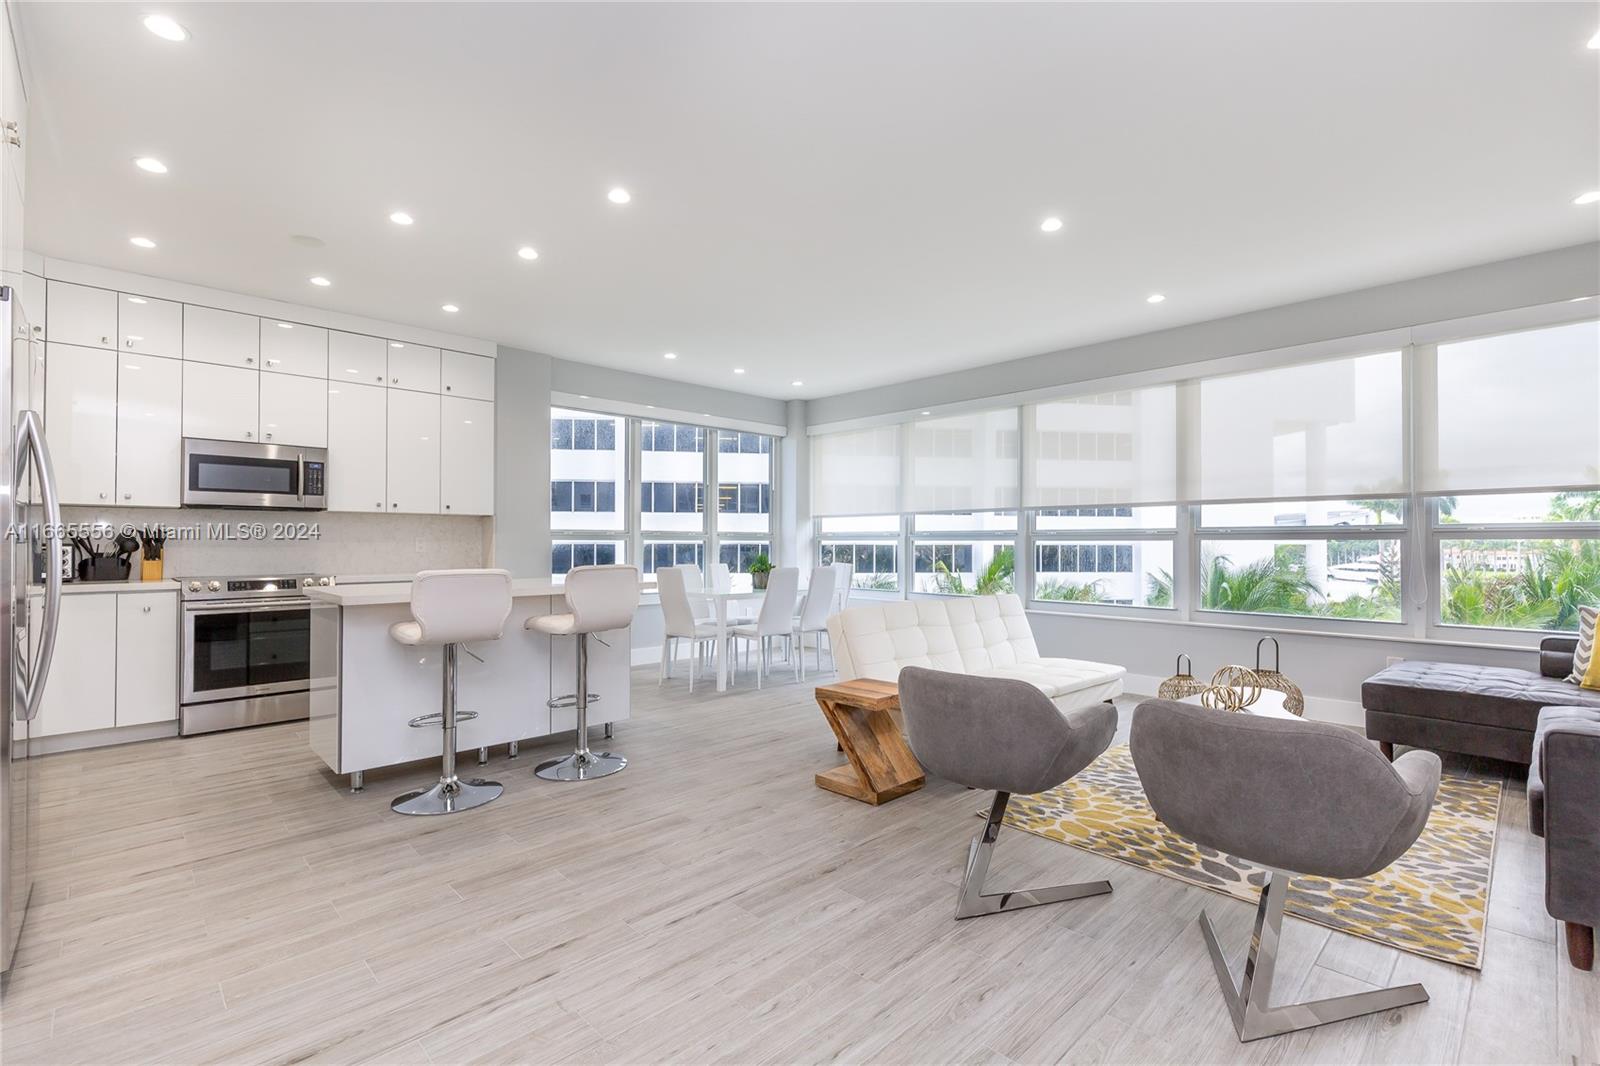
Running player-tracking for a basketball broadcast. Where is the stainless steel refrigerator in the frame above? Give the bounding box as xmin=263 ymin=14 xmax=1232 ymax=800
xmin=1 ymin=283 xmax=62 ymax=974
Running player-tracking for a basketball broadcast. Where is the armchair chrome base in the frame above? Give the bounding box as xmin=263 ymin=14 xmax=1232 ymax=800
xmin=1201 ymin=870 xmax=1428 ymax=1042
xmin=390 ymin=778 xmax=503 ymax=816
xmin=535 ymin=751 xmax=627 ymax=782
xmin=956 ymin=792 xmax=1113 ymax=920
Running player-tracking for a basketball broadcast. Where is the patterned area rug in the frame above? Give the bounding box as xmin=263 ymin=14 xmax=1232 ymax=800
xmin=1000 ymin=745 xmax=1502 ymax=969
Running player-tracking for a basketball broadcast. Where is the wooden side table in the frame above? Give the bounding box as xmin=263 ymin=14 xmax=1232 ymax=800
xmin=814 ymin=679 xmax=924 ymax=805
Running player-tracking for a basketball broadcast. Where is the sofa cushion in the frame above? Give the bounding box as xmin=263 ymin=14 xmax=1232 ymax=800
xmin=1362 ymin=660 xmax=1600 ymax=734
xmin=1528 ymin=705 xmax=1600 ymax=837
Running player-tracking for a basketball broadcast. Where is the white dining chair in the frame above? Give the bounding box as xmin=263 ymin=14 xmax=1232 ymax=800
xmin=657 ymin=565 xmax=721 ymax=693
xmin=730 ymin=567 xmax=800 ymax=689
xmin=832 ymin=562 xmax=855 ymax=612
xmin=792 ymin=564 xmax=839 ymax=680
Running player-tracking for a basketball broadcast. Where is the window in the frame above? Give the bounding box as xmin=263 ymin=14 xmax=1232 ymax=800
xmin=718 ymin=541 xmax=771 ymax=574
xmin=551 ymin=416 xmax=616 ymax=451
xmin=642 ymin=540 xmax=705 ymax=576
xmin=1434 ymin=491 xmax=1600 ymax=632
xmin=640 ymin=419 xmax=707 ymax=578
xmin=717 ymin=431 xmax=774 ymax=545
xmin=552 ymin=540 xmax=623 ymax=575
xmin=911 ymin=512 xmax=1016 ymax=596
xmin=1031 ymin=506 xmax=1175 ymax=607
xmin=818 ymin=515 xmax=900 ymax=592
xmin=550 ymin=408 xmax=628 ymax=580
xmin=1196 ymin=499 xmax=1405 ymax=622
xmin=639 ymin=481 xmax=706 ymax=514
xmin=551 ymin=480 xmax=616 ymax=514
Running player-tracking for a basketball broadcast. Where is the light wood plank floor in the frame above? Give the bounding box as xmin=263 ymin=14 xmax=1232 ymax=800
xmin=1 ymin=665 xmax=1594 ymax=1065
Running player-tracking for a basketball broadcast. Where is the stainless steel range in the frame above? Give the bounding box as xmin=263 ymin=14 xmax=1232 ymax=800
xmin=180 ymin=573 xmax=338 ymax=736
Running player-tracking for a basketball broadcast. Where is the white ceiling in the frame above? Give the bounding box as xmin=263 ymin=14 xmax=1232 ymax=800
xmin=16 ymin=2 xmax=1600 ymax=399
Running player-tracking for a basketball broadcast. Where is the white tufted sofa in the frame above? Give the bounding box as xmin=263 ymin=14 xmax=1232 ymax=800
xmin=825 ymin=593 xmax=1125 ymax=713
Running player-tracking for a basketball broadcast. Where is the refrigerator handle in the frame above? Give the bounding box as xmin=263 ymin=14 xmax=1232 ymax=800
xmin=15 ymin=410 xmax=62 ymax=722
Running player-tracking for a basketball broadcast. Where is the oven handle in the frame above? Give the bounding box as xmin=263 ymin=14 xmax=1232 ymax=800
xmin=183 ymin=599 xmax=318 ymax=614
xmin=297 ymin=452 xmax=304 ymax=503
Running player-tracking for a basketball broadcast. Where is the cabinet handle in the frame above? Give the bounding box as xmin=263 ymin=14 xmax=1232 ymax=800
xmin=246 ymin=357 xmax=255 ymax=365
xmin=375 ymin=502 xmax=382 ymax=508
xmin=391 ymin=503 xmax=398 ymax=508
xmin=98 ymin=492 xmax=107 ymax=499
xmin=445 ymin=385 xmax=452 ymax=391
xmin=245 ymin=431 xmax=254 ymax=439
xmin=265 ymin=433 xmax=273 ymax=441
xmin=123 ymin=493 xmax=131 ymax=500
xmin=101 ymin=335 xmax=110 ymax=345
xmin=266 ymin=359 xmax=278 ymax=367
xmin=445 ymin=504 xmax=451 ymax=510
xmin=142 ymin=605 xmax=151 ymax=614
xmin=375 ymin=375 xmax=383 ymax=382
xmin=391 ymin=377 xmax=399 ymax=384
xmin=125 ymin=339 xmax=133 ymax=348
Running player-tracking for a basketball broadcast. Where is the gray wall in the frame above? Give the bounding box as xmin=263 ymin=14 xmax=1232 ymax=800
xmin=494 ymin=345 xmax=555 ymax=577
xmin=807 ymin=241 xmax=1600 ymax=425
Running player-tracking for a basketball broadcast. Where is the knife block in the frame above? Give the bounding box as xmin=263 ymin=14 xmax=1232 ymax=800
xmin=141 ymin=558 xmax=164 ymax=582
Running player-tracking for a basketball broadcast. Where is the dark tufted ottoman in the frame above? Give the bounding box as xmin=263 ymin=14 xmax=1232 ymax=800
xmin=1362 ymin=637 xmax=1600 ymax=765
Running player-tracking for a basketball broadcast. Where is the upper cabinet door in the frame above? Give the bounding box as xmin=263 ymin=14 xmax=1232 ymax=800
xmin=182 ymin=362 xmax=259 ymax=442
xmin=259 ymin=372 xmax=327 ymax=448
xmin=329 ymin=331 xmax=387 ymax=387
xmin=260 ymin=319 xmax=328 ymax=378
xmin=386 ymin=389 xmax=440 ymax=514
xmin=117 ymin=353 xmax=183 ymax=507
xmin=118 ymin=294 xmax=183 ymax=359
xmin=386 ymin=343 xmax=440 ymax=393
xmin=183 ymin=305 xmax=260 ymax=368
xmin=43 ymin=343 xmax=117 ymax=505
xmin=441 ymin=350 xmax=494 ymax=401
xmin=46 ymin=281 xmax=118 ymax=349
xmin=440 ymin=396 xmax=494 ymax=515
xmin=327 ymin=381 xmax=387 ymax=513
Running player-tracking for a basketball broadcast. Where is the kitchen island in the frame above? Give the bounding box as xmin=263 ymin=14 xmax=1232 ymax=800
xmin=305 ymin=577 xmax=631 ymax=789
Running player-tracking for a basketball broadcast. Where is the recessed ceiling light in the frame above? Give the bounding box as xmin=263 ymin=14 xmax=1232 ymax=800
xmin=1040 ymin=217 xmax=1063 ymax=233
xmin=389 ymin=211 xmax=414 ymax=226
xmin=1574 ymin=191 xmax=1600 ymax=205
xmin=345 ymin=368 xmax=359 ymax=374
xmin=920 ymin=410 xmax=932 ymax=416
xmin=579 ymin=395 xmax=589 ymax=399
xmin=646 ymin=405 xmax=656 ymax=410
xmin=1147 ymin=293 xmax=1167 ymax=304
xmin=733 ymin=367 xmax=745 ymax=375
xmin=608 ymin=187 xmax=632 ymax=205
xmin=309 ymin=276 xmax=331 ymax=287
xmin=1571 ymin=296 xmax=1595 ymax=302
xmin=390 ymin=342 xmax=404 ymax=348
xmin=134 ymin=157 xmax=167 ymax=174
xmin=129 ymin=236 xmax=156 ymax=249
xmin=276 ymin=322 xmax=293 ymax=329
xmin=517 ymin=246 xmax=539 ymax=261
xmin=142 ymin=14 xmax=187 ymax=41
xmin=1589 ymin=30 xmax=1599 ymax=49
xmin=663 ymin=352 xmax=677 ymax=360
xmin=441 ymin=304 xmax=459 ymax=313
xmin=791 ymin=380 xmax=803 ymax=387
xmin=126 ymin=296 xmax=147 ymax=305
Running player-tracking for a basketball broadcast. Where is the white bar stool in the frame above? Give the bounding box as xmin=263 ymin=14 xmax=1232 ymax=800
xmin=388 ymin=569 xmax=514 ymax=816
xmin=528 ymin=564 xmax=639 ymax=781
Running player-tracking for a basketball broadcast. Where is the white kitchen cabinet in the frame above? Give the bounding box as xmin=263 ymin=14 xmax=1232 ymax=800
xmin=46 ymin=281 xmax=118 ymax=350
xmin=386 ymin=389 xmax=439 ymax=514
xmin=33 ymin=594 xmax=117 ymax=737
xmin=115 ymin=593 xmax=179 ymax=727
xmin=116 ymin=353 xmax=182 ymax=507
xmin=440 ymin=396 xmax=494 ymax=515
xmin=441 ymin=350 xmax=494 ymax=401
xmin=329 ymin=331 xmax=387 ymax=386
xmin=44 ymin=343 xmax=117 ymax=504
xmin=386 ymin=343 xmax=440 ymax=393
xmin=1 ymin=7 xmax=25 ymax=203
xmin=118 ymin=294 xmax=182 ymax=359
xmin=260 ymin=319 xmax=327 ymax=378
xmin=327 ymin=381 xmax=387 ymax=513
xmin=183 ymin=305 xmax=259 ymax=368
xmin=259 ymin=371 xmax=327 ymax=447
xmin=0 ymin=162 xmax=21 ymax=286
xmin=183 ymin=361 xmax=259 ymax=442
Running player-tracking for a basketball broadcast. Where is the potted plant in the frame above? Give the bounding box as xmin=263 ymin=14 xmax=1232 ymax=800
xmin=748 ymin=553 xmax=773 ymax=590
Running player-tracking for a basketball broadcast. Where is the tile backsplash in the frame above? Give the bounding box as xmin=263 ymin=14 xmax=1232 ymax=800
xmin=59 ymin=506 xmax=492 ymax=578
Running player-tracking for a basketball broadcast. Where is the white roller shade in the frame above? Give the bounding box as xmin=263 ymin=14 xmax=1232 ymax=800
xmin=904 ymin=408 xmax=1019 ymax=513
xmin=811 ymin=424 xmax=903 ymax=517
xmin=1186 ymin=351 xmax=1405 ymax=502
xmin=1417 ymin=319 xmax=1600 ymax=494
xmin=1023 ymin=385 xmax=1178 ymax=507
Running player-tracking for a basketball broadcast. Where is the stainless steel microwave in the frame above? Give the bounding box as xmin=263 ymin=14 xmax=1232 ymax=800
xmin=181 ymin=438 xmax=328 ymax=510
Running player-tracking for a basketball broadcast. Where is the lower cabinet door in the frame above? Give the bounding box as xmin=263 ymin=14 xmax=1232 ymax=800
xmin=386 ymin=389 xmax=440 ymax=514
xmin=33 ymin=594 xmax=117 ymax=737
xmin=116 ymin=593 xmax=178 ymax=727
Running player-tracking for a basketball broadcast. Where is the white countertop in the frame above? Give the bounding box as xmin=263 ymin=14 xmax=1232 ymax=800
xmin=54 ymin=579 xmax=180 ymax=596
xmin=305 ymin=576 xmax=572 ymax=606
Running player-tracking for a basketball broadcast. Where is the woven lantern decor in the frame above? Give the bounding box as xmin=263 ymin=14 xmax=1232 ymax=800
xmin=1157 ymin=654 xmax=1207 ymax=701
xmin=1254 ymin=636 xmax=1305 ymax=716
xmin=1198 ymin=665 xmax=1264 ymax=712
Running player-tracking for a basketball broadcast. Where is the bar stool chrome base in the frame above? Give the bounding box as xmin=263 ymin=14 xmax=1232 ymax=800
xmin=535 ymin=750 xmax=626 ymax=781
xmin=391 ymin=777 xmax=504 ymax=816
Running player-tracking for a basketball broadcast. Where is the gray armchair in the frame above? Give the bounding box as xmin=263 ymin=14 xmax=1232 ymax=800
xmin=1130 ymin=698 xmax=1441 ymax=1042
xmin=1529 ymin=706 xmax=1600 ymax=970
xmin=898 ymin=667 xmax=1117 ymax=920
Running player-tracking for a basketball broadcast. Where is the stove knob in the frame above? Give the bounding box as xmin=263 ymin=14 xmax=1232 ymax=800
xmin=207 ymin=580 xmax=221 ymax=592
xmin=187 ymin=581 xmax=201 ymax=592
xmin=302 ymin=577 xmax=314 ymax=588
xmin=318 ymin=577 xmax=331 ymax=586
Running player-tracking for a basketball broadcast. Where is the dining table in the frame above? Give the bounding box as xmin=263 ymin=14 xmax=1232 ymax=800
xmin=685 ymin=587 xmax=768 ymax=692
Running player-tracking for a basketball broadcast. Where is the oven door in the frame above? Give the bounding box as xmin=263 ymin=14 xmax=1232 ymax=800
xmin=182 ymin=599 xmax=330 ymax=704
xmin=181 ymin=438 xmax=327 ymax=509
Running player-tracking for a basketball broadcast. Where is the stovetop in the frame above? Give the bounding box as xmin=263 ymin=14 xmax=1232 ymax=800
xmin=179 ymin=573 xmax=337 ymax=600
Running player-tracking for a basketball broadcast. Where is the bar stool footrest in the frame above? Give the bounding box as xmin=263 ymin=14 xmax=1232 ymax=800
xmin=407 ymin=710 xmax=480 ymax=728
xmin=546 ymin=693 xmax=601 ymax=710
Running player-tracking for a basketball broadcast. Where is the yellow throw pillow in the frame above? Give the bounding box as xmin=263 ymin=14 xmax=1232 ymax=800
xmin=1583 ymin=644 xmax=1600 ymax=691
